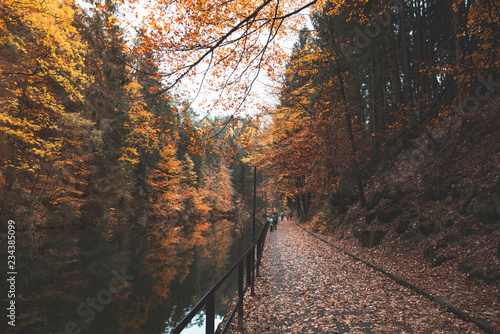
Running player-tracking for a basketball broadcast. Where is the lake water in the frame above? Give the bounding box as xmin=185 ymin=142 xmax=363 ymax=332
xmin=1 ymin=217 xmax=259 ymax=334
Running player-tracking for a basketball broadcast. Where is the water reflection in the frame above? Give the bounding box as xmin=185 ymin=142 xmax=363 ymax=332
xmin=1 ymin=217 xmax=257 ymax=334
xmin=164 ymin=313 xmax=223 ymax=334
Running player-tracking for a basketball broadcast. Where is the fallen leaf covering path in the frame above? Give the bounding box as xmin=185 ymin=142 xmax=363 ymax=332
xmin=296 ymin=224 xmax=498 ymax=334
xmin=229 ymin=219 xmax=487 ymax=333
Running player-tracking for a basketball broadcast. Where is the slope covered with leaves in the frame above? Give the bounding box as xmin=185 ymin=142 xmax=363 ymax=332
xmin=305 ymin=96 xmax=500 ymax=331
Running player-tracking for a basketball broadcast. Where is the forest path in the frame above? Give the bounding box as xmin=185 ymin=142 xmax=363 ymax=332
xmin=235 ymin=219 xmax=483 ymax=333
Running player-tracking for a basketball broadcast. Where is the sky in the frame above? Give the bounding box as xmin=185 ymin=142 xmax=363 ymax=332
xmin=77 ymin=0 xmax=308 ymax=119
xmin=115 ymin=0 xmax=306 ymax=119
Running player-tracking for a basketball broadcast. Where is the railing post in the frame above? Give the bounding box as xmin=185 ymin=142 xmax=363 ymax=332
xmin=246 ymin=252 xmax=251 ymax=287
xmin=256 ymin=233 xmax=262 ymax=277
xmin=256 ymin=223 xmax=267 ymax=277
xmin=238 ymin=261 xmax=244 ymax=332
xmin=206 ymin=292 xmax=215 ymax=334
xmin=253 ymin=166 xmax=257 ymax=242
xmin=250 ymin=248 xmax=255 ymax=296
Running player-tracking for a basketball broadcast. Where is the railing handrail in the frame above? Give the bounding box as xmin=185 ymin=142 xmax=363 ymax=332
xmin=172 ymin=221 xmax=269 ymax=334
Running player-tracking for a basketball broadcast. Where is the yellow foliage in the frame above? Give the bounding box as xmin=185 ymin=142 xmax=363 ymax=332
xmin=0 ymin=0 xmax=91 ymax=225
xmin=148 ymin=139 xmax=183 ymax=218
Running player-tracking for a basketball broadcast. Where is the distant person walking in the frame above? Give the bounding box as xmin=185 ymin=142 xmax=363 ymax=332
xmin=281 ymin=212 xmax=284 ymax=221
xmin=273 ymin=212 xmax=279 ymax=230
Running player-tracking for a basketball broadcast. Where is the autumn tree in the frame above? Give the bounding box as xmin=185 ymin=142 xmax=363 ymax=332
xmin=148 ymin=138 xmax=182 ymax=219
xmin=256 ymin=0 xmax=499 ymax=216
xmin=0 ymin=0 xmax=91 ymax=228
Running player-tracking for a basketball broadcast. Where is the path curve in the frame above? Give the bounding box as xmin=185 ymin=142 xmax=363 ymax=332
xmin=234 ymin=219 xmax=484 ymax=333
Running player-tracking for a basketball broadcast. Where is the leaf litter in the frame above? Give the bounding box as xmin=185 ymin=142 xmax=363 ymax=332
xmin=225 ymin=220 xmax=490 ymax=333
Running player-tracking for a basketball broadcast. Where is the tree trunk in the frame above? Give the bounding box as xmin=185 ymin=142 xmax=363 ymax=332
xmin=452 ymin=0 xmax=465 ymax=99
xmin=295 ymin=195 xmax=302 ymax=217
xmin=400 ymin=0 xmax=414 ymax=126
xmin=336 ymin=68 xmax=367 ymax=208
xmin=385 ymin=10 xmax=404 ymax=108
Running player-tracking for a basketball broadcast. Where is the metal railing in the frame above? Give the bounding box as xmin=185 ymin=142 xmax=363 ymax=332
xmin=172 ymin=221 xmax=270 ymax=334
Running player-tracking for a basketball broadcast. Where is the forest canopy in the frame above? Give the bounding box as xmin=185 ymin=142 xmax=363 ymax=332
xmin=0 ymin=0 xmax=257 ymax=230
xmin=0 ymin=0 xmax=499 ymax=229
